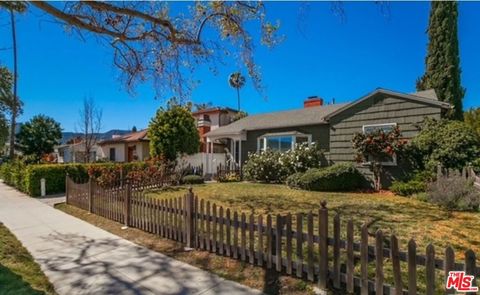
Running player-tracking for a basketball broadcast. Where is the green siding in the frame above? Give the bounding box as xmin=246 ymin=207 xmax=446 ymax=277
xmin=329 ymin=94 xmax=442 ymax=163
xmin=328 ymin=94 xmax=442 ymax=186
xmin=238 ymin=94 xmax=444 ymax=187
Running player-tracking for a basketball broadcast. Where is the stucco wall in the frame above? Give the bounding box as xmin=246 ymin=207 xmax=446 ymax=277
xmin=100 ymin=143 xmax=125 ymax=162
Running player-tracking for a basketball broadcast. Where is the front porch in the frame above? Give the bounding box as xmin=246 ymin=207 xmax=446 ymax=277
xmin=204 ymin=132 xmax=246 ymax=178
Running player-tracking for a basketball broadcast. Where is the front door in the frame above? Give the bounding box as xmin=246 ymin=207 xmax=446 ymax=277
xmin=127 ymin=146 xmax=136 ymax=162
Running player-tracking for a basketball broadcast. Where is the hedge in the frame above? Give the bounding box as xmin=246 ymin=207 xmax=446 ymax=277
xmin=286 ymin=163 xmax=365 ymax=192
xmin=0 ymin=161 xmax=147 ymax=197
xmin=181 ymin=174 xmax=204 ymax=185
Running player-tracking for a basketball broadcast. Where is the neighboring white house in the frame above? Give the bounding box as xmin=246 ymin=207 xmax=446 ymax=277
xmin=55 ymin=141 xmax=103 ymax=163
xmin=55 ymin=108 xmax=238 ymax=176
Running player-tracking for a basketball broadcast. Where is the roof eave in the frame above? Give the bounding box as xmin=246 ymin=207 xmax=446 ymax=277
xmin=324 ymin=88 xmax=451 ymax=121
xmin=204 ymin=121 xmax=329 ymax=138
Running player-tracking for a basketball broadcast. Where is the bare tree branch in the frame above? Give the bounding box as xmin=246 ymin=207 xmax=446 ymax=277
xmin=28 ymin=1 xmax=281 ymax=99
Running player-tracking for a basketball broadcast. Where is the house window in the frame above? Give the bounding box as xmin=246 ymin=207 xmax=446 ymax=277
xmin=109 ymin=148 xmax=116 ymax=161
xmin=362 ymin=123 xmax=396 ymax=134
xmin=257 ymin=132 xmax=312 ymax=152
xmin=362 ymin=123 xmax=397 ymax=166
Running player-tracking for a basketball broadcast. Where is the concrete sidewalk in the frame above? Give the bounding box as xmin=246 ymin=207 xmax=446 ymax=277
xmin=0 ymin=183 xmax=262 ymax=295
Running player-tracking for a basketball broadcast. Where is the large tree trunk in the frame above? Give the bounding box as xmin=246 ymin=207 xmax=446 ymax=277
xmin=8 ymin=9 xmax=18 ymax=159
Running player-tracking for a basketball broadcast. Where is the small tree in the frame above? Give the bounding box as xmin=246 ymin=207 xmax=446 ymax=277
xmin=352 ymin=126 xmax=405 ymax=191
xmin=77 ymin=97 xmax=102 ymax=163
xmin=17 ymin=115 xmax=62 ymax=162
xmin=148 ymin=102 xmax=199 ymax=161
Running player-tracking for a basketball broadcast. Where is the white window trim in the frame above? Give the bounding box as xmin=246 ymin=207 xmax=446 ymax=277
xmin=362 ymin=123 xmax=397 ymax=166
xmin=362 ymin=122 xmax=397 ymax=133
xmin=257 ymin=131 xmax=312 ymax=152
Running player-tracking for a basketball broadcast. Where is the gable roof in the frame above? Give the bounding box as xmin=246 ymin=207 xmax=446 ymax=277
xmin=98 ymin=129 xmax=148 ymax=145
xmin=205 ymin=103 xmax=348 ymax=137
xmin=323 ymin=88 xmax=451 ymax=120
xmin=205 ymin=88 xmax=451 ymax=139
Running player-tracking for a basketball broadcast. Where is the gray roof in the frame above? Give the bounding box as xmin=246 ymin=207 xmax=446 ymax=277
xmin=206 ymin=88 xmax=450 ymax=139
xmin=205 ymin=103 xmax=348 ymax=137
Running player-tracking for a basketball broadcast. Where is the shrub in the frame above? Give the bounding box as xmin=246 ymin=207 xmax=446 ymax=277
xmin=243 ymin=142 xmax=324 ymax=183
xmin=243 ymin=150 xmax=286 ymax=183
xmin=410 ymin=118 xmax=480 ymax=171
xmin=390 ymin=180 xmax=426 ymax=196
xmin=390 ymin=170 xmax=434 ymax=196
xmin=427 ymin=172 xmax=480 ymax=213
xmin=289 ymin=163 xmax=365 ymax=191
xmin=281 ymin=142 xmax=325 ymax=174
xmin=471 ymin=158 xmax=480 ymax=174
xmin=0 ymin=161 xmax=156 ymax=197
xmin=285 ymin=172 xmax=304 ymax=189
xmin=0 ymin=159 xmax=28 ymax=191
xmin=25 ymin=164 xmax=74 ymax=196
xmin=181 ymin=174 xmax=204 ymax=184
xmin=218 ymin=172 xmax=241 ymax=183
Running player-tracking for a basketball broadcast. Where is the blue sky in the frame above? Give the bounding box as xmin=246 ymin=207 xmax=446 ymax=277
xmin=0 ymin=2 xmax=479 ymax=132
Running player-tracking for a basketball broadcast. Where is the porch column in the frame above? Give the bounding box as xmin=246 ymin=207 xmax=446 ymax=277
xmin=206 ymin=138 xmax=210 ymax=175
xmin=230 ymin=139 xmax=234 ymax=169
xmin=238 ymin=140 xmax=242 ymax=169
xmin=210 ymin=141 xmax=214 ymax=174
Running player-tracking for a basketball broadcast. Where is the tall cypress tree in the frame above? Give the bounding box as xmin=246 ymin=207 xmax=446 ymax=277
xmin=417 ymin=1 xmax=464 ymax=120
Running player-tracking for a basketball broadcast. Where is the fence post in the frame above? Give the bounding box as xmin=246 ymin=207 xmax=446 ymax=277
xmin=65 ymin=173 xmax=69 ymax=204
xmin=124 ymin=181 xmax=131 ymax=227
xmin=185 ymin=187 xmax=196 ymax=248
xmin=88 ymin=176 xmax=93 ymax=213
xmin=318 ymin=201 xmax=328 ymax=291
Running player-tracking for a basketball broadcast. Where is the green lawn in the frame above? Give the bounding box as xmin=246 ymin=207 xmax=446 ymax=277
xmin=0 ymin=223 xmax=56 ymax=295
xmin=148 ymin=182 xmax=480 ymax=262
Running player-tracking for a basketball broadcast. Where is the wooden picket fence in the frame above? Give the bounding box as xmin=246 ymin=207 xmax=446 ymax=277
xmin=66 ymin=177 xmax=479 ymax=294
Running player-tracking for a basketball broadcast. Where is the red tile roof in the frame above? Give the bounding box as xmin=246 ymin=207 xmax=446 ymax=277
xmin=98 ymin=129 xmax=148 ymax=145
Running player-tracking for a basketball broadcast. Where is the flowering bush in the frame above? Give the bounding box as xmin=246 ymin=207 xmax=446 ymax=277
xmin=87 ymin=157 xmax=176 ymax=187
xmin=243 ymin=142 xmax=324 ymax=183
xmin=352 ymin=126 xmax=406 ymax=190
xmin=282 ymin=142 xmax=325 ymax=174
xmin=218 ymin=172 xmax=242 ymax=182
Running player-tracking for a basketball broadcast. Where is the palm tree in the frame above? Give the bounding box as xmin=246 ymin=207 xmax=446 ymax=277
xmin=1 ymin=2 xmax=26 ymax=158
xmin=228 ymin=72 xmax=246 ymax=111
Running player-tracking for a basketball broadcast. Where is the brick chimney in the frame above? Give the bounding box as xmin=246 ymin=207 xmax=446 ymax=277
xmin=304 ymin=96 xmax=323 ymax=108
